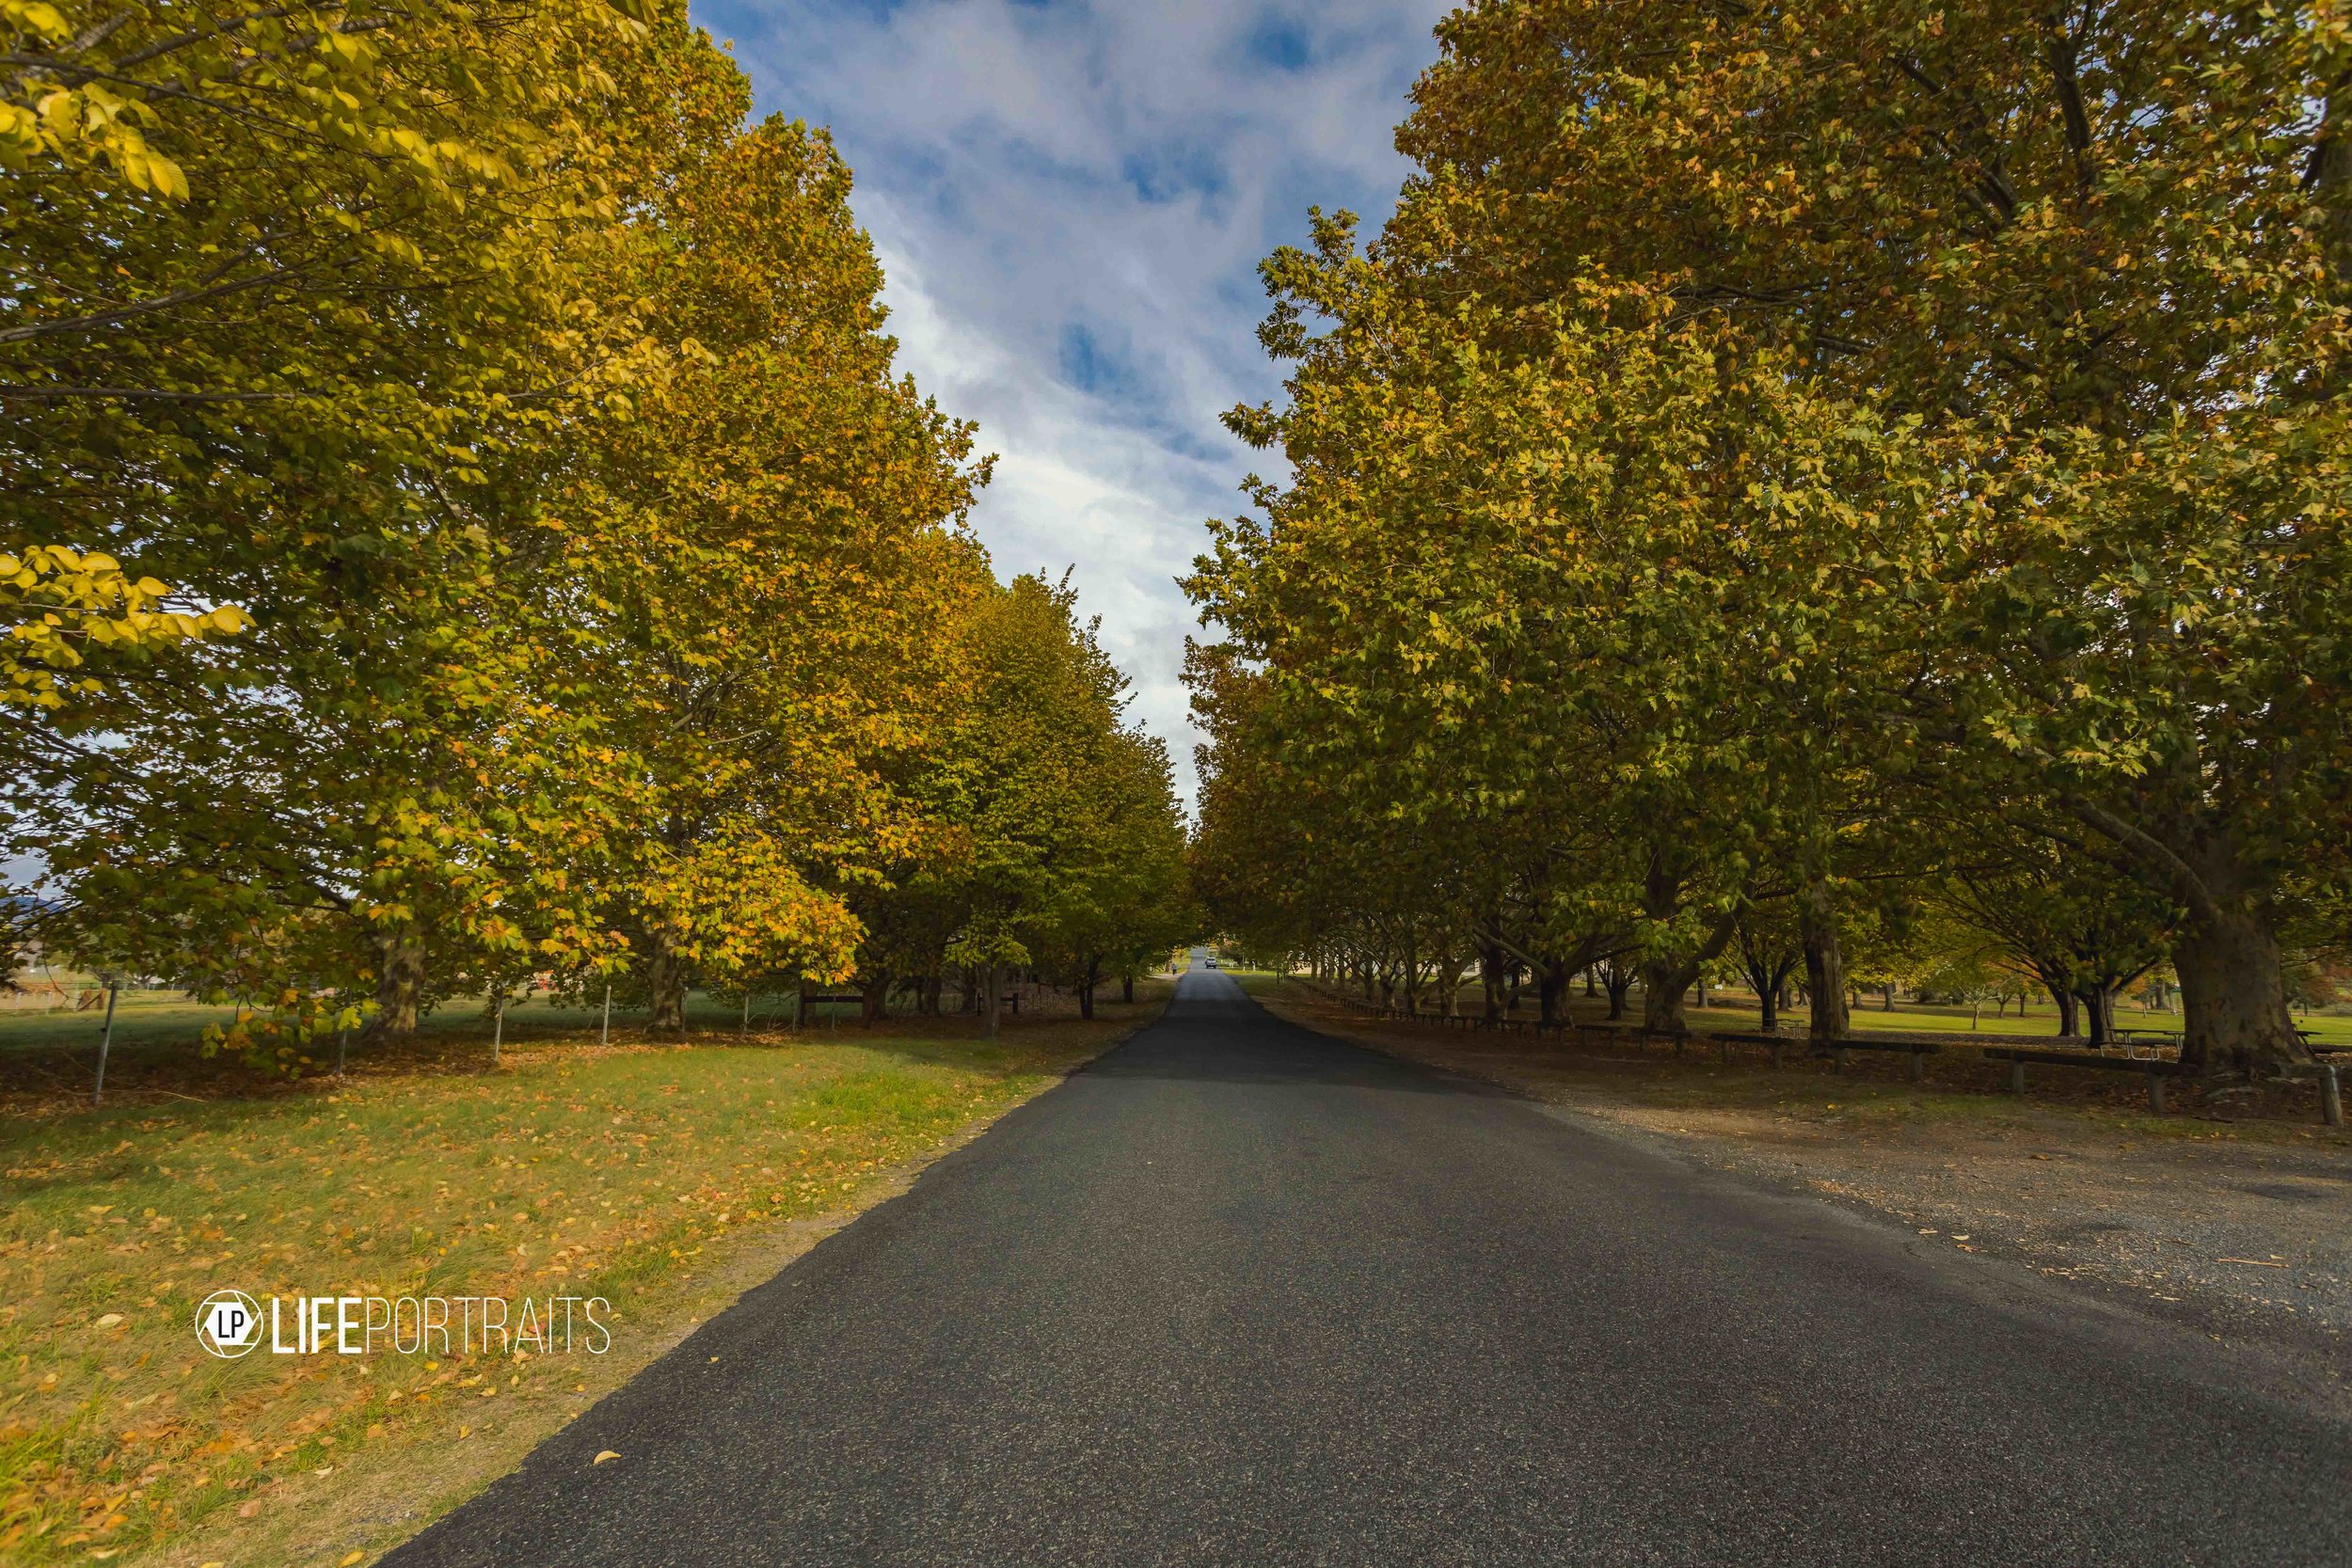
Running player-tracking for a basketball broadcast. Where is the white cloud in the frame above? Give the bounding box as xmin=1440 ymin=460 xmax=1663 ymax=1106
xmin=692 ymin=0 xmax=1453 ymax=807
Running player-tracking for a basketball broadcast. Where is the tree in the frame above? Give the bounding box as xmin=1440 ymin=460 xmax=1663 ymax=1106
xmin=0 ymin=4 xmax=1024 ymax=1068
xmin=1389 ymin=0 xmax=2352 ymax=1073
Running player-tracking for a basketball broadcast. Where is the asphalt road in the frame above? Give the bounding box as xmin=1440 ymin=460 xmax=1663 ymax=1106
xmin=388 ymin=968 xmax=2352 ymax=1566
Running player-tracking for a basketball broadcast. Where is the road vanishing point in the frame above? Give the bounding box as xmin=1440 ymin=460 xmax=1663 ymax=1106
xmin=389 ymin=962 xmax=2352 ymax=1566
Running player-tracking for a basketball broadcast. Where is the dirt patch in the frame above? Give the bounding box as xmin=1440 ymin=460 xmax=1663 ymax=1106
xmin=1261 ymin=981 xmax=2352 ymax=1368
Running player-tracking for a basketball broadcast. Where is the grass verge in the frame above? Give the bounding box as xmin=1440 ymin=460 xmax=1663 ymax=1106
xmin=1 ymin=985 xmax=1168 ymax=1568
xmin=1251 ymin=976 xmax=2350 ymax=1148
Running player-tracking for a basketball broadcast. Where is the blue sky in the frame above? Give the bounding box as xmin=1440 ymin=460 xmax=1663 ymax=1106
xmin=691 ymin=0 xmax=1454 ymax=808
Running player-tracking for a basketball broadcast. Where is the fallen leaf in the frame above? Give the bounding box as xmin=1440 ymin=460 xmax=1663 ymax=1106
xmin=238 ymin=1499 xmax=263 ymax=1518
xmin=2218 ymin=1258 xmax=2288 ymax=1268
xmin=342 ymin=1553 xmax=366 ymax=1566
xmin=594 ymin=1450 xmax=621 ymax=1465
xmin=313 ymin=1465 xmax=334 ymax=1477
xmin=94 ymin=1313 xmax=124 ymax=1329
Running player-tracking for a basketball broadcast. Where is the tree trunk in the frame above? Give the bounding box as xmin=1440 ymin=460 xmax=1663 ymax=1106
xmin=2173 ymin=903 xmax=2307 ymax=1075
xmin=1642 ymin=958 xmax=1692 ymax=1033
xmin=1800 ymin=881 xmax=1849 ymax=1044
xmin=1758 ymin=978 xmax=1779 ymax=1033
xmin=1121 ymin=974 xmax=1135 ymax=1004
xmin=1538 ymin=963 xmax=1565 ymax=1027
xmin=2075 ymin=801 xmax=2311 ymax=1074
xmin=983 ymin=961 xmax=1002 ymax=1038
xmin=647 ymin=930 xmax=687 ymax=1032
xmin=1079 ymin=958 xmax=1099 ymax=1021
xmin=2079 ymin=984 xmax=2116 ymax=1047
xmin=1480 ymin=941 xmax=1505 ymax=1022
xmin=372 ymin=928 xmax=424 ymax=1036
xmin=1605 ymin=968 xmax=1631 ymax=1020
xmin=1583 ymin=967 xmax=1597 ymax=998
xmin=2045 ymin=981 xmax=2080 ymax=1038
xmin=861 ymin=977 xmax=886 ymax=1027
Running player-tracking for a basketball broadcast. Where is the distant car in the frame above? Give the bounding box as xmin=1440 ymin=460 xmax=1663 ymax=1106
xmin=1204 ymin=959 xmax=1217 ymax=969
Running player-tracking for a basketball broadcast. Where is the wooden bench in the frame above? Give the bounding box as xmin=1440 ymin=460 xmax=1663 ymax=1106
xmin=796 ymin=992 xmax=863 ymax=1026
xmin=1806 ymin=1035 xmax=1941 ymax=1079
xmin=1980 ymin=1045 xmax=2181 ymax=1112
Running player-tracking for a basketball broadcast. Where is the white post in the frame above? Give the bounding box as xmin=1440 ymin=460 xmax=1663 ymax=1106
xmin=491 ymin=990 xmax=505 ymax=1067
xmin=600 ymin=982 xmax=612 ymax=1048
xmin=92 ymin=982 xmax=119 ymax=1106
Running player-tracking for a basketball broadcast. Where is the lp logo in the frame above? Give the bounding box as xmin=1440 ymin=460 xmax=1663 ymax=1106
xmin=196 ymin=1290 xmax=262 ymax=1358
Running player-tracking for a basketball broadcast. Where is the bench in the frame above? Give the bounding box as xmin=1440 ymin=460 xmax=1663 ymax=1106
xmin=1980 ymin=1045 xmax=2182 ymax=1112
xmin=1799 ymin=1035 xmax=1941 ymax=1079
xmin=796 ymin=992 xmax=864 ymax=1026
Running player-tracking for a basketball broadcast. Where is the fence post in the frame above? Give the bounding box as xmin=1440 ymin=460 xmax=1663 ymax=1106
xmin=491 ymin=991 xmax=505 ymax=1068
xmin=1909 ymin=1049 xmax=1926 ymax=1085
xmin=2147 ymin=1069 xmax=2167 ymax=1116
xmin=2010 ymin=1059 xmax=2026 ymax=1095
xmin=91 ymin=982 xmax=119 ymax=1107
xmin=335 ymin=1025 xmax=348 ymax=1077
xmin=2323 ymin=1065 xmax=2344 ymax=1129
xmin=601 ymin=982 xmax=612 ymax=1048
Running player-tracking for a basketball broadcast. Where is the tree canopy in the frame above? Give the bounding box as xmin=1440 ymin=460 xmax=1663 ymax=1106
xmin=3 ymin=0 xmax=1191 ymax=1064
xmin=1188 ymin=0 xmax=2352 ymax=1075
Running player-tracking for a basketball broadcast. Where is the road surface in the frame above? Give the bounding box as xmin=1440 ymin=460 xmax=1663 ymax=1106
xmin=389 ymin=967 xmax=2352 ymax=1566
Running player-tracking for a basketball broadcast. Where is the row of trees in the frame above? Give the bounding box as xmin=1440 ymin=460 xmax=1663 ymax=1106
xmin=1189 ymin=0 xmax=2351 ymax=1075
xmin=2 ymin=2 xmax=1189 ymax=1063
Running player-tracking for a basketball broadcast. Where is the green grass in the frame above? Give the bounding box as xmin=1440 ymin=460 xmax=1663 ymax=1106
xmin=0 ymin=990 xmax=1162 ymax=1566
xmin=1272 ymin=978 xmax=2348 ymax=1147
xmin=1278 ymin=977 xmax=2352 ymax=1047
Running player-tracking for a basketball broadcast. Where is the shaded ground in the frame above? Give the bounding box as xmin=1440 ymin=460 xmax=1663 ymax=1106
xmin=1260 ymin=979 xmax=2352 ymax=1364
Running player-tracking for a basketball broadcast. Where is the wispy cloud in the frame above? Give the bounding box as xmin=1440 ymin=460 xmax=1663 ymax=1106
xmin=691 ymin=0 xmax=1450 ymax=807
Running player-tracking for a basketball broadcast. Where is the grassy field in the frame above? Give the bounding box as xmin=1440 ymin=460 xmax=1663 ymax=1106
xmin=0 ymin=981 xmax=905 ymax=1106
xmin=0 ymin=982 xmax=1168 ymax=1568
xmin=1252 ymin=976 xmax=2350 ymax=1137
xmin=1256 ymin=978 xmax=2352 ymax=1048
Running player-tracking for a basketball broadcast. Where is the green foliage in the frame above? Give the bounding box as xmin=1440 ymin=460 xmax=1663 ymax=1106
xmin=0 ymin=3 xmax=1181 ymax=1067
xmin=1189 ymin=0 xmax=2352 ymax=1073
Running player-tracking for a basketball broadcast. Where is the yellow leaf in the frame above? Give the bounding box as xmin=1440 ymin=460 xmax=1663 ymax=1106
xmin=593 ymin=1449 xmax=621 ymax=1465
